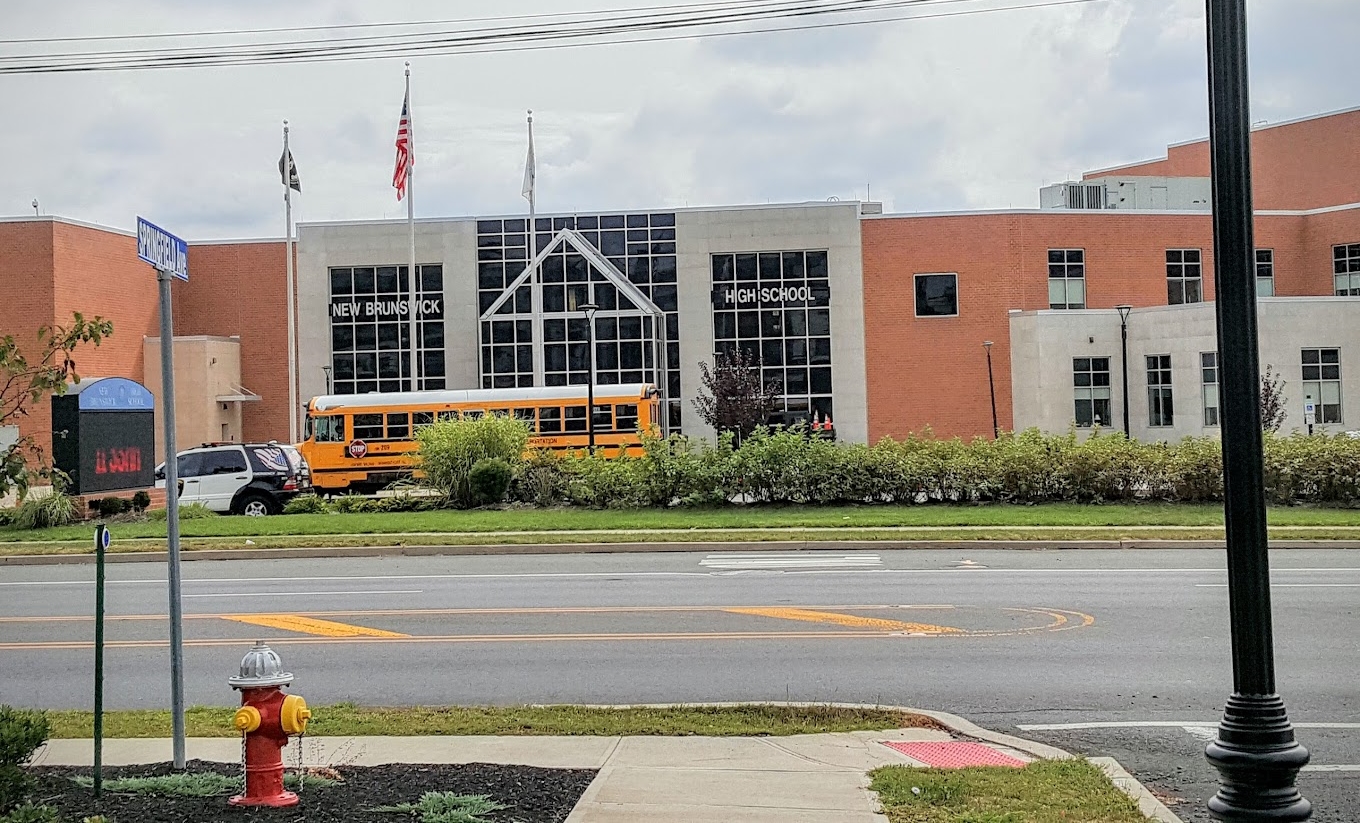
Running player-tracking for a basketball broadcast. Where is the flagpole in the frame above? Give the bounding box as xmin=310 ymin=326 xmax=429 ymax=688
xmin=283 ymin=120 xmax=298 ymax=443
xmin=405 ymin=62 xmax=419 ymax=392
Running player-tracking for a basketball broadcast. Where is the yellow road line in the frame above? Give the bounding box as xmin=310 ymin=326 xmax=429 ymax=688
xmin=0 ymin=604 xmax=917 ymax=624
xmin=725 ymin=607 xmax=962 ymax=634
xmin=220 ymin=614 xmax=408 ymax=638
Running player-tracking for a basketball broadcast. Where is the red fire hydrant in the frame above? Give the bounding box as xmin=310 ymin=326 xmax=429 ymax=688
xmin=227 ymin=641 xmax=311 ymax=807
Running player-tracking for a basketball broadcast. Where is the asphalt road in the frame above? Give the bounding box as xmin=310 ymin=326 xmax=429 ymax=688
xmin=2 ymin=547 xmax=1357 ymax=819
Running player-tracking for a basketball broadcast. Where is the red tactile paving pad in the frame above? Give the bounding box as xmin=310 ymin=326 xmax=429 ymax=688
xmin=882 ymin=741 xmax=1027 ymax=768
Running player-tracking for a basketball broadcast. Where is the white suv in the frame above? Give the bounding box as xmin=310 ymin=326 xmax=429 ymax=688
xmin=155 ymin=443 xmax=310 ymax=516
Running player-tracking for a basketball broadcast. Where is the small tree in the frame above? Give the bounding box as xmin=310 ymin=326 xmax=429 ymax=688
xmin=692 ymin=348 xmax=781 ymax=444
xmin=0 ymin=313 xmax=113 ymax=501
xmin=1260 ymin=364 xmax=1288 ymax=433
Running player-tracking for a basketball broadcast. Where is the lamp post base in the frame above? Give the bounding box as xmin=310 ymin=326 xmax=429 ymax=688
xmin=1205 ymin=693 xmax=1311 ymax=821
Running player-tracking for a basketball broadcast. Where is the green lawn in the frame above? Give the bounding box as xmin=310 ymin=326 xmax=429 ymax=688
xmin=6 ymin=502 xmax=1360 ymax=545
xmin=44 ymin=704 xmax=937 ymax=739
xmin=871 ymin=760 xmax=1150 ymax=823
xmin=4 ymin=503 xmax=1360 ymax=556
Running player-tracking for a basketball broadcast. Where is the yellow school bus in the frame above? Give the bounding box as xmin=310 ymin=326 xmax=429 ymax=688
xmin=299 ymin=383 xmax=661 ymax=495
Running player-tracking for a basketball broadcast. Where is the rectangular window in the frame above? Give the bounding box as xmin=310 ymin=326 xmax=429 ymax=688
xmin=1166 ymin=249 xmax=1203 ymax=305
xmin=327 ymin=264 xmax=445 ymax=394
xmin=1073 ymin=357 xmax=1112 ymax=428
xmin=1201 ymin=352 xmax=1219 ymax=427
xmin=1302 ymin=348 xmax=1342 ymax=424
xmin=314 ymin=416 xmax=345 ymax=443
xmin=1147 ymin=354 xmax=1174 ymax=427
xmin=711 ymin=250 xmax=834 ymax=427
xmin=1256 ymin=249 xmax=1275 ymax=297
xmin=1334 ymin=243 xmax=1360 ymax=296
xmin=1048 ymin=249 xmax=1085 ymax=309
xmin=385 ymin=412 xmax=410 ymax=440
xmin=914 ymin=273 xmax=959 ymax=317
xmin=352 ymin=413 xmax=384 ymax=441
xmin=564 ymin=405 xmax=588 ymax=433
xmin=615 ymin=404 xmax=640 ymax=432
xmin=412 ymin=411 xmax=434 ymax=431
xmin=538 ymin=407 xmax=563 ymax=434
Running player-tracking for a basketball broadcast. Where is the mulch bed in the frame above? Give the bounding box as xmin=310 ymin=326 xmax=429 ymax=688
xmin=29 ymin=760 xmax=597 ymax=823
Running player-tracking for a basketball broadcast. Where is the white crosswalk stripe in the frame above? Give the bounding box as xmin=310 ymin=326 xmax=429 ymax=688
xmin=700 ymin=552 xmax=883 ymax=570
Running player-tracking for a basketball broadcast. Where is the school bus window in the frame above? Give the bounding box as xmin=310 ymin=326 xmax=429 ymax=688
xmin=437 ymin=410 xmax=459 ymax=422
xmin=539 ymin=407 xmax=563 ymax=434
xmin=565 ymin=406 xmax=588 ymax=432
xmin=386 ymin=412 xmax=410 ymax=439
xmin=592 ymin=405 xmax=613 ymax=431
xmin=353 ymin=413 xmax=384 ymax=440
xmin=465 ymin=409 xmax=485 ymax=420
xmin=413 ymin=411 xmax=434 ymax=430
xmin=616 ymin=404 xmax=639 ymax=432
xmin=512 ymin=407 xmax=537 ymax=429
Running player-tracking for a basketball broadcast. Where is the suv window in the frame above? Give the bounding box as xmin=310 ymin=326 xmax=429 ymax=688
xmin=201 ymin=449 xmax=248 ymax=475
xmin=247 ymin=446 xmax=293 ymax=475
xmin=176 ymin=453 xmax=204 ymax=478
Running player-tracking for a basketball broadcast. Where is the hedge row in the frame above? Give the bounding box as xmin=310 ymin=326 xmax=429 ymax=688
xmin=416 ymin=420 xmax=1360 ymax=508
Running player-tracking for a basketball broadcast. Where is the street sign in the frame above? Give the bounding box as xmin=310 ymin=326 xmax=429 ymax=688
xmin=1304 ymin=401 xmax=1317 ymax=426
xmin=348 ymin=440 xmax=368 ymax=459
xmin=136 ymin=217 xmax=188 ymax=281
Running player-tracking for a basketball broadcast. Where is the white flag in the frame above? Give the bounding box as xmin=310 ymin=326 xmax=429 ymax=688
xmin=521 ymin=111 xmax=536 ymax=205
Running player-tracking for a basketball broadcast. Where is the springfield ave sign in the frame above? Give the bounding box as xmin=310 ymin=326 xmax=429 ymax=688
xmin=136 ymin=217 xmax=188 ymax=281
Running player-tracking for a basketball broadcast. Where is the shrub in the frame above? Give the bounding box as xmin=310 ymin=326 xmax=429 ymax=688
xmin=469 ymin=458 xmax=513 ymax=506
xmin=0 ymin=706 xmax=49 ymax=813
xmin=94 ymin=497 xmax=130 ymax=518
xmin=375 ymin=492 xmax=434 ymax=513
xmin=331 ymin=494 xmax=377 ymax=514
xmin=512 ymin=450 xmax=569 ymax=507
xmin=0 ymin=802 xmax=58 ymax=823
xmin=12 ymin=490 xmax=78 ymax=530
xmin=283 ymin=494 xmax=330 ymax=515
xmin=130 ymin=490 xmax=151 ymax=512
xmin=146 ymin=503 xmax=217 ymax=521
xmin=418 ymin=414 xmax=531 ymax=508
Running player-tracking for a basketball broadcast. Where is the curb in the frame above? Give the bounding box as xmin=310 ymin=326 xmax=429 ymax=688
xmin=1090 ymin=757 xmax=1184 ymax=823
xmin=2 ymin=538 xmax=1356 ymax=565
xmin=567 ymin=702 xmax=1182 ymax=822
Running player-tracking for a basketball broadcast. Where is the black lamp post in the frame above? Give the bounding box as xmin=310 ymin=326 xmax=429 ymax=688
xmin=580 ymin=303 xmax=599 ymax=452
xmin=321 ymin=365 xmax=332 ymax=394
xmin=1116 ymin=305 xmax=1132 ymax=438
xmin=983 ymin=341 xmax=998 ymax=439
xmin=1203 ymin=0 xmax=1310 ymax=818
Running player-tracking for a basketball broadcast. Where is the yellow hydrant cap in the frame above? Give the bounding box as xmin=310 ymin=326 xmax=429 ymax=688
xmin=232 ymin=706 xmax=262 ymax=733
xmin=280 ymin=694 xmax=311 ymax=735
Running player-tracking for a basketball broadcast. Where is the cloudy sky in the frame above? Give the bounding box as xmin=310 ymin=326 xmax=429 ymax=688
xmin=2 ymin=0 xmax=1355 ymax=239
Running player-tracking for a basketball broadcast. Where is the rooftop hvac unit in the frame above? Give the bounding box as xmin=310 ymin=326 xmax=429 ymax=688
xmin=1063 ymin=182 xmax=1107 ymax=209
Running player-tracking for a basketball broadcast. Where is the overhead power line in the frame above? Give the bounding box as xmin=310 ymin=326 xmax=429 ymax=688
xmin=0 ymin=0 xmax=1099 ymax=75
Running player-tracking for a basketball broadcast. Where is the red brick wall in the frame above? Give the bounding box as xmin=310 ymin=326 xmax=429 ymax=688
xmin=1302 ymin=208 xmax=1360 ymax=295
xmin=0 ymin=222 xmax=57 ymax=447
xmin=180 ymin=242 xmax=290 ymax=443
xmin=861 ymin=211 xmax=1327 ymax=441
xmin=50 ymin=222 xmax=160 ymax=382
xmin=1088 ymin=109 xmax=1360 ymax=211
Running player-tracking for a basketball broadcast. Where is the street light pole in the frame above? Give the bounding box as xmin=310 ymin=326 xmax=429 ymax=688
xmin=1116 ymin=305 xmax=1132 ymax=439
xmin=1202 ymin=0 xmax=1310 ymax=819
xmin=321 ymin=366 xmax=333 ymax=394
xmin=581 ymin=303 xmax=599 ymax=452
xmin=983 ymin=341 xmax=998 ymax=439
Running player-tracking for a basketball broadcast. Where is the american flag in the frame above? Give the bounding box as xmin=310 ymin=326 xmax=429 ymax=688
xmin=393 ymin=91 xmax=412 ymax=201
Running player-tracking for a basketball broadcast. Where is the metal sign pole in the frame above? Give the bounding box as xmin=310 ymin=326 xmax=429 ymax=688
xmin=158 ymin=268 xmax=187 ymax=769
xmin=93 ymin=524 xmax=108 ymax=798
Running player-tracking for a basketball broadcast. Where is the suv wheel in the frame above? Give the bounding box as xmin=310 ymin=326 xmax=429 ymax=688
xmin=238 ymin=493 xmax=275 ymax=517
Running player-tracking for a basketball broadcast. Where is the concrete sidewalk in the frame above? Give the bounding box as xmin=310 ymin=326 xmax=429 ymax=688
xmin=32 ymin=721 xmax=1180 ymax=823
